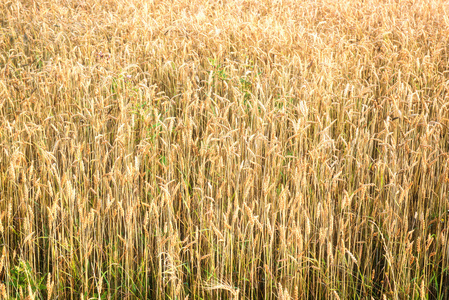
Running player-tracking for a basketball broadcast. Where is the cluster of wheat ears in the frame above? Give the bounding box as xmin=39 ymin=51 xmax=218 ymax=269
xmin=1 ymin=0 xmax=449 ymax=299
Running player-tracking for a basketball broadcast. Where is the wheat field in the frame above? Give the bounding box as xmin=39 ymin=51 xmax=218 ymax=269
xmin=1 ymin=0 xmax=449 ymax=299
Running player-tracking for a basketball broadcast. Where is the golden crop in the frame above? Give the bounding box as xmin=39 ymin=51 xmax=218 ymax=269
xmin=1 ymin=0 xmax=449 ymax=299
